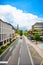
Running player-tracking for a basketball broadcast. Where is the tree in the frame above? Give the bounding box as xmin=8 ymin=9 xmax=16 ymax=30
xmin=24 ymin=31 xmax=28 ymax=36
xmin=20 ymin=30 xmax=23 ymax=36
xmin=15 ymin=30 xmax=23 ymax=36
xmin=34 ymin=33 xmax=40 ymax=44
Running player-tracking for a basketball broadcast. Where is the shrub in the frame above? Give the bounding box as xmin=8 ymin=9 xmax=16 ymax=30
xmin=1 ymin=46 xmax=6 ymax=49
xmin=0 ymin=49 xmax=3 ymax=54
xmin=34 ymin=33 xmax=41 ymax=41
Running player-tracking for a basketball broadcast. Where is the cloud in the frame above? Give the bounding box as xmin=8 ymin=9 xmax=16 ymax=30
xmin=0 ymin=5 xmax=43 ymax=30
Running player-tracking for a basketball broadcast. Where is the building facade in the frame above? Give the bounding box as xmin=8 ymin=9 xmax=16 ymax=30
xmin=32 ymin=22 xmax=43 ymax=30
xmin=32 ymin=22 xmax=43 ymax=40
xmin=0 ymin=19 xmax=15 ymax=46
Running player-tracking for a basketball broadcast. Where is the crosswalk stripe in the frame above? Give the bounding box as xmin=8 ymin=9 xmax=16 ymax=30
xmin=0 ymin=61 xmax=8 ymax=64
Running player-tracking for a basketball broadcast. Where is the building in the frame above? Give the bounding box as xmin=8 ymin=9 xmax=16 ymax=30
xmin=32 ymin=22 xmax=43 ymax=40
xmin=17 ymin=24 xmax=19 ymax=30
xmin=32 ymin=22 xmax=43 ymax=30
xmin=0 ymin=19 xmax=15 ymax=46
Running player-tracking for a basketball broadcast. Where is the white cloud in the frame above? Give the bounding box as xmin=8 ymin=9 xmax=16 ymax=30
xmin=0 ymin=5 xmax=43 ymax=30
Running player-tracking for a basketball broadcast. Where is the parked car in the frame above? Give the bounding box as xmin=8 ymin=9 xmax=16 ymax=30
xmin=20 ymin=36 xmax=22 ymax=39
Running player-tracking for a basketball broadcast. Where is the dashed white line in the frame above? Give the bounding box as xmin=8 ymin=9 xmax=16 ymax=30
xmin=8 ymin=56 xmax=11 ymax=62
xmin=18 ymin=56 xmax=20 ymax=65
xmin=17 ymin=44 xmax=22 ymax=65
xmin=20 ymin=46 xmax=22 ymax=55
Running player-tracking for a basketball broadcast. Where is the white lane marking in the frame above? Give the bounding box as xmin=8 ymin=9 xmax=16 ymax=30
xmin=9 ymin=46 xmax=13 ymax=51
xmin=26 ymin=43 xmax=34 ymax=65
xmin=8 ymin=56 xmax=11 ymax=62
xmin=0 ymin=61 xmax=8 ymax=64
xmin=20 ymin=45 xmax=22 ymax=55
xmin=17 ymin=44 xmax=22 ymax=65
xmin=18 ymin=56 xmax=20 ymax=65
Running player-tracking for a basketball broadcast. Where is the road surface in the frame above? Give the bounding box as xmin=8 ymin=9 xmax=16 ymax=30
xmin=0 ymin=36 xmax=42 ymax=65
xmin=0 ymin=38 xmax=19 ymax=61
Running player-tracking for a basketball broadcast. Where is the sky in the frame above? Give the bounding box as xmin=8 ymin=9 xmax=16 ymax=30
xmin=0 ymin=0 xmax=43 ymax=30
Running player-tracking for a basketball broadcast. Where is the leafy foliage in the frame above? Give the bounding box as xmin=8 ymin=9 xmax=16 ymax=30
xmin=0 ymin=39 xmax=15 ymax=55
xmin=34 ymin=33 xmax=41 ymax=41
xmin=15 ymin=30 xmax=23 ymax=36
xmin=24 ymin=31 xmax=28 ymax=36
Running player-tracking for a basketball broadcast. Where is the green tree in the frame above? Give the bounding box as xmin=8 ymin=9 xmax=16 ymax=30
xmin=34 ymin=33 xmax=40 ymax=44
xmin=15 ymin=30 xmax=23 ymax=36
xmin=20 ymin=30 xmax=23 ymax=36
xmin=24 ymin=31 xmax=28 ymax=36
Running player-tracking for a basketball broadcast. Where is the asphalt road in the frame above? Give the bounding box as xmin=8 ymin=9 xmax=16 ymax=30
xmin=6 ymin=38 xmax=32 ymax=65
xmin=0 ymin=36 xmax=42 ymax=65
xmin=19 ymin=39 xmax=32 ymax=65
xmin=0 ymin=38 xmax=19 ymax=61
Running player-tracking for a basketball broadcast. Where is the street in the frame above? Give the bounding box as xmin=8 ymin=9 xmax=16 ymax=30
xmin=0 ymin=38 xmax=19 ymax=61
xmin=0 ymin=36 xmax=42 ymax=65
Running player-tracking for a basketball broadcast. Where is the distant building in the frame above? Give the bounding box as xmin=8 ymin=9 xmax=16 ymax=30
xmin=32 ymin=22 xmax=43 ymax=39
xmin=32 ymin=22 xmax=43 ymax=30
xmin=17 ymin=24 xmax=19 ymax=30
xmin=0 ymin=19 xmax=15 ymax=46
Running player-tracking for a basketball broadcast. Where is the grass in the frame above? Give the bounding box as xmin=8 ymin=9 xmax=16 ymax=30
xmin=0 ymin=39 xmax=16 ymax=55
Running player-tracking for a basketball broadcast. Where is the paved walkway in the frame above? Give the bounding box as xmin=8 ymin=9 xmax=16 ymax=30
xmin=24 ymin=36 xmax=43 ymax=58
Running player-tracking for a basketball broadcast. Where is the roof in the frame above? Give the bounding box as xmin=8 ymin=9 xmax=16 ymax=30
xmin=32 ymin=22 xmax=43 ymax=27
xmin=0 ymin=19 xmax=11 ymax=26
xmin=0 ymin=19 xmax=16 ymax=30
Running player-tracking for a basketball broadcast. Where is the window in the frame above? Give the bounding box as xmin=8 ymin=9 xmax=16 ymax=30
xmin=0 ymin=34 xmax=1 ymax=41
xmin=0 ymin=42 xmax=3 ymax=46
xmin=4 ymin=40 xmax=6 ymax=44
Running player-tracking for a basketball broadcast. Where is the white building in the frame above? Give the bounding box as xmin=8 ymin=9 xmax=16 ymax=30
xmin=0 ymin=19 xmax=15 ymax=46
xmin=32 ymin=22 xmax=43 ymax=30
xmin=32 ymin=22 xmax=43 ymax=40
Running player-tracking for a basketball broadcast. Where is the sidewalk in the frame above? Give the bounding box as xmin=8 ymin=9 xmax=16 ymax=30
xmin=24 ymin=36 xmax=43 ymax=58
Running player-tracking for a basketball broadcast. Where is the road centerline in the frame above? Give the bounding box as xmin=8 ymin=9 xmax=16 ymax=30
xmin=17 ymin=43 xmax=22 ymax=65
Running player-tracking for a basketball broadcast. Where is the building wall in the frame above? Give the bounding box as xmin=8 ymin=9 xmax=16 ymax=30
xmin=0 ymin=20 xmax=14 ymax=46
xmin=33 ymin=24 xmax=43 ymax=30
xmin=32 ymin=23 xmax=43 ymax=40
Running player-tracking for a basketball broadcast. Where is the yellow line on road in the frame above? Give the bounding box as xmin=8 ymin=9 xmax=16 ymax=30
xmin=40 ymin=59 xmax=43 ymax=65
xmin=32 ymin=53 xmax=41 ymax=60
